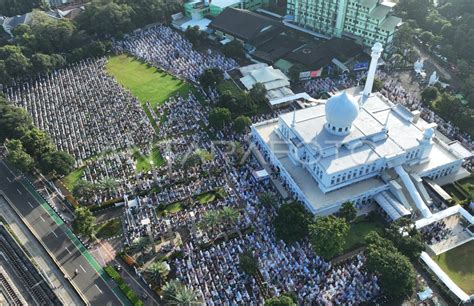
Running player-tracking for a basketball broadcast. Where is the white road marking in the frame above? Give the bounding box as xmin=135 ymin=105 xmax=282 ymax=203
xmin=40 ymin=216 xmax=46 ymax=222
xmin=6 ymin=177 xmax=11 ymax=182
xmin=65 ymin=247 xmax=71 ymax=254
xmin=95 ymin=284 xmax=102 ymax=294
xmin=27 ymin=201 xmax=34 ymax=208
xmin=51 ymin=230 xmax=58 ymax=238
xmin=17 ymin=188 xmax=22 ymax=195
xmin=79 ymin=264 xmax=86 ymax=273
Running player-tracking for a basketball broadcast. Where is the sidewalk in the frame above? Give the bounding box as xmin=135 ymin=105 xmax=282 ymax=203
xmin=0 ymin=196 xmax=83 ymax=306
xmin=251 ymin=146 xmax=289 ymax=199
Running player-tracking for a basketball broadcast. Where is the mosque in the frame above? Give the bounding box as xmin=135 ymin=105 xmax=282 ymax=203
xmin=251 ymin=43 xmax=472 ymax=219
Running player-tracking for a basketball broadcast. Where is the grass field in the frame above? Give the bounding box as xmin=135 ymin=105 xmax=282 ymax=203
xmin=96 ymin=218 xmax=123 ymax=240
xmin=133 ymin=146 xmax=165 ymax=173
xmin=62 ymin=167 xmax=85 ymax=191
xmin=343 ymin=215 xmax=386 ymax=252
xmin=432 ymin=241 xmax=474 ymax=294
xmin=106 ymin=55 xmax=191 ymax=109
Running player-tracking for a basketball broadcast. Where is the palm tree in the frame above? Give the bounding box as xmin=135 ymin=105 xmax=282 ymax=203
xmin=100 ymin=177 xmax=118 ymax=194
xmin=259 ymin=192 xmax=277 ymax=209
xmin=219 ymin=207 xmax=239 ymax=227
xmin=198 ymin=210 xmax=221 ymax=231
xmin=162 ymin=280 xmax=202 ymax=305
xmin=146 ymin=261 xmax=169 ymax=287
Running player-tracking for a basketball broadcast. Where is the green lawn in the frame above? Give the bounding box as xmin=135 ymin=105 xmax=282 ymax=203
xmin=457 ymin=175 xmax=474 ymax=197
xmin=106 ymin=55 xmax=191 ymax=109
xmin=343 ymin=215 xmax=386 ymax=252
xmin=133 ymin=146 xmax=165 ymax=173
xmin=96 ymin=218 xmax=123 ymax=240
xmin=444 ymin=184 xmax=467 ymax=203
xmin=156 ymin=202 xmax=183 ymax=217
xmin=62 ymin=167 xmax=85 ymax=191
xmin=195 ymin=188 xmax=227 ymax=205
xmin=432 ymin=241 xmax=474 ymax=294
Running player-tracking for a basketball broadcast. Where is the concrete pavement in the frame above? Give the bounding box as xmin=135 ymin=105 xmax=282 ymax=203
xmin=0 ymin=161 xmax=129 ymax=306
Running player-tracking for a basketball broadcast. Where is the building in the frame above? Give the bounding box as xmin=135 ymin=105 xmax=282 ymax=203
xmin=251 ymin=43 xmax=471 ymax=217
xmin=238 ymin=63 xmax=315 ymax=107
xmin=286 ymin=0 xmax=402 ymax=49
xmin=209 ymin=8 xmax=283 ymax=47
xmin=184 ymin=0 xmax=270 ymax=18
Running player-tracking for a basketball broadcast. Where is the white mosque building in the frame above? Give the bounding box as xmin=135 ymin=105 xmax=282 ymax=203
xmin=251 ymin=43 xmax=472 ymax=219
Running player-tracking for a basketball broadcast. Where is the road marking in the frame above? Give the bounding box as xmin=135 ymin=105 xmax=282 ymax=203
xmin=51 ymin=230 xmax=58 ymax=238
xmin=40 ymin=216 xmax=46 ymax=222
xmin=65 ymin=246 xmax=71 ymax=254
xmin=79 ymin=264 xmax=86 ymax=273
xmin=17 ymin=188 xmax=22 ymax=195
xmin=95 ymin=284 xmax=102 ymax=294
xmin=6 ymin=177 xmax=11 ymax=182
xmin=27 ymin=201 xmax=34 ymax=208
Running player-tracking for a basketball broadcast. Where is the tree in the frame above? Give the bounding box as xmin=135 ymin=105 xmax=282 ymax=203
xmin=72 ymin=207 xmax=96 ymax=240
xmin=421 ymin=86 xmax=439 ymax=103
xmin=288 ymin=63 xmax=306 ymax=82
xmin=199 ymin=68 xmax=223 ymax=88
xmin=264 ymin=295 xmax=297 ymax=306
xmin=419 ymin=31 xmax=435 ymax=44
xmin=259 ymin=192 xmax=278 ymax=209
xmin=146 ymin=261 xmax=169 ymax=287
xmin=239 ymin=251 xmax=258 ymax=276
xmin=222 ymin=40 xmax=245 ymax=59
xmin=274 ymin=203 xmax=312 ymax=244
xmin=39 ymin=150 xmax=75 ymax=176
xmin=0 ymin=102 xmax=33 ymax=141
xmin=72 ymin=179 xmax=97 ymax=200
xmin=233 ymin=115 xmax=252 ymax=133
xmin=162 ymin=279 xmax=202 ymax=305
xmin=5 ymin=139 xmax=35 ymax=172
xmin=184 ymin=26 xmax=201 ymax=46
xmin=0 ymin=0 xmax=42 ymax=16
xmin=20 ymin=128 xmax=54 ymax=159
xmin=198 ymin=210 xmax=221 ymax=231
xmin=76 ymin=0 xmax=135 ymax=38
xmin=219 ymin=207 xmax=239 ymax=227
xmin=365 ymin=232 xmax=416 ymax=299
xmin=309 ymin=215 xmax=349 ymax=259
xmin=209 ymin=107 xmax=231 ymax=130
xmin=249 ymin=82 xmax=267 ymax=104
xmin=383 ymin=218 xmax=424 ymax=260
xmin=337 ymin=201 xmax=357 ymax=223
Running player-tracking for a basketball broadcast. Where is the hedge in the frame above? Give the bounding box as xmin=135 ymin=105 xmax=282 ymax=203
xmin=104 ymin=265 xmax=144 ymax=306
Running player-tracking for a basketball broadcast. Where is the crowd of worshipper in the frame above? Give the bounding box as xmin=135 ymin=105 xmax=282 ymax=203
xmin=419 ymin=220 xmax=453 ymax=245
xmin=114 ymin=25 xmax=237 ymax=83
xmin=303 ymin=72 xmax=366 ymax=97
xmin=4 ymin=58 xmax=154 ymax=164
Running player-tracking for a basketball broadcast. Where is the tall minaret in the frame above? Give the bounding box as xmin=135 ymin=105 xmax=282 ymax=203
xmin=362 ymin=42 xmax=383 ymax=100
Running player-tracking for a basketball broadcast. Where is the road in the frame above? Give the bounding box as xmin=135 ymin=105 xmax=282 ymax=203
xmin=0 ymin=161 xmax=128 ymax=306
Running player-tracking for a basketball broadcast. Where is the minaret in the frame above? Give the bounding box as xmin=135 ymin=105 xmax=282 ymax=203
xmin=362 ymin=42 xmax=383 ymax=100
xmin=291 ymin=111 xmax=296 ymax=128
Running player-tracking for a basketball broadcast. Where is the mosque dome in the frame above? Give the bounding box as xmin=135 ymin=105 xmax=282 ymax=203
xmin=325 ymin=91 xmax=359 ymax=135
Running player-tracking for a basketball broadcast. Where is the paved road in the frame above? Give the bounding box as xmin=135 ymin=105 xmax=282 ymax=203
xmin=0 ymin=161 xmax=127 ymax=306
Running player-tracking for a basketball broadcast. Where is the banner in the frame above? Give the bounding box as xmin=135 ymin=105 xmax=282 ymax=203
xmin=310 ymin=69 xmax=322 ymax=78
xmin=353 ymin=61 xmax=369 ymax=71
xmin=299 ymin=71 xmax=311 ymax=81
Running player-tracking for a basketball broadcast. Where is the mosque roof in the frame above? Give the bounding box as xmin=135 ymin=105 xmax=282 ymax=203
xmin=325 ymin=91 xmax=359 ymax=129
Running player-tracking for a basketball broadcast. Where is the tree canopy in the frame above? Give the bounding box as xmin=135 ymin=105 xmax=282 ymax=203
xmin=337 ymin=201 xmax=357 ymax=223
xmin=5 ymin=139 xmax=35 ymax=172
xmin=365 ymin=231 xmax=416 ymax=299
xmin=309 ymin=215 xmax=349 ymax=259
xmin=209 ymin=107 xmax=232 ymax=130
xmin=239 ymin=251 xmax=259 ymax=276
xmin=233 ymin=115 xmax=252 ymax=133
xmin=274 ymin=203 xmax=312 ymax=244
xmin=72 ymin=207 xmax=97 ymax=240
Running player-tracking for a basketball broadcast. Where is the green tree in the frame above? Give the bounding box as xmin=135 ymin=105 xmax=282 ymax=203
xmin=162 ymin=279 xmax=202 ymax=305
xmin=39 ymin=150 xmax=75 ymax=176
xmin=222 ymin=40 xmax=245 ymax=59
xmin=72 ymin=206 xmax=97 ymax=240
xmin=76 ymin=0 xmax=135 ymax=38
xmin=239 ymin=251 xmax=258 ymax=276
xmin=20 ymin=128 xmax=54 ymax=159
xmin=421 ymin=86 xmax=439 ymax=103
xmin=209 ymin=107 xmax=231 ymax=130
xmin=5 ymin=139 xmax=35 ymax=172
xmin=184 ymin=26 xmax=201 ymax=46
xmin=365 ymin=232 xmax=416 ymax=299
xmin=0 ymin=102 xmax=33 ymax=142
xmin=233 ymin=115 xmax=252 ymax=133
xmin=259 ymin=192 xmax=278 ymax=209
xmin=199 ymin=68 xmax=223 ymax=88
xmin=383 ymin=218 xmax=425 ymax=260
xmin=288 ymin=63 xmax=306 ymax=82
xmin=198 ymin=210 xmax=221 ymax=231
xmin=249 ymin=82 xmax=267 ymax=104
xmin=337 ymin=201 xmax=357 ymax=223
xmin=146 ymin=261 xmax=169 ymax=287
xmin=219 ymin=207 xmax=239 ymax=227
xmin=274 ymin=203 xmax=312 ymax=244
xmin=309 ymin=215 xmax=349 ymax=259
xmin=72 ymin=179 xmax=97 ymax=200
